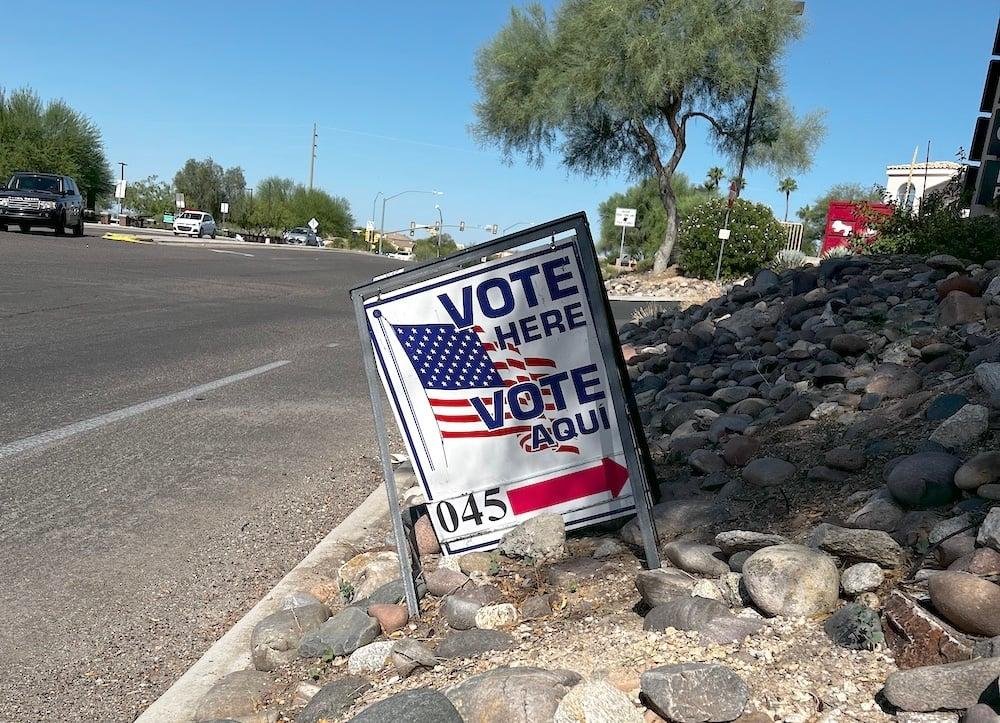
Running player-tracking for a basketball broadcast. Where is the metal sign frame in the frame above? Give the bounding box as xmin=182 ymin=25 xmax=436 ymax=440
xmin=350 ymin=212 xmax=661 ymax=617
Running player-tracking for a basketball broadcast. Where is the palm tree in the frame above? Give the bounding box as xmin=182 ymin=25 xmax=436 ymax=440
xmin=778 ymin=177 xmax=798 ymax=221
xmin=705 ymin=166 xmax=725 ymax=190
xmin=729 ymin=176 xmax=747 ymax=192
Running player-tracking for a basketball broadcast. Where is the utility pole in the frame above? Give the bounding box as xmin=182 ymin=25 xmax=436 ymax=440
xmin=309 ymin=123 xmax=317 ymax=190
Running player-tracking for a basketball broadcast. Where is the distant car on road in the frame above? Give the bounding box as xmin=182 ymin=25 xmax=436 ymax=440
xmin=282 ymin=227 xmax=319 ymax=246
xmin=0 ymin=172 xmax=85 ymax=236
xmin=386 ymin=248 xmax=413 ymax=261
xmin=172 ymin=211 xmax=216 ymax=238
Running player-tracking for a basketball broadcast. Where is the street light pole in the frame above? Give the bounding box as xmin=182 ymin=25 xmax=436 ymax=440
xmin=379 ymin=189 xmax=443 ymax=255
xmin=117 ymin=161 xmax=127 ymax=218
xmin=502 ymin=221 xmax=531 ymax=233
xmin=714 ymin=1 xmax=805 ymax=282
xmin=435 ymin=204 xmax=443 ymax=258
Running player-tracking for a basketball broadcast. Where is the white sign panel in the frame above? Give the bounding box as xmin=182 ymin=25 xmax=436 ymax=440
xmin=220 ymin=202 xmax=230 ymax=214
xmin=364 ymin=240 xmax=636 ymax=554
xmin=175 ymin=193 xmax=185 ymax=209
xmin=614 ymin=207 xmax=636 ymax=228
xmin=114 ymin=180 xmax=127 ymax=199
xmin=308 ymin=217 xmax=319 ymax=231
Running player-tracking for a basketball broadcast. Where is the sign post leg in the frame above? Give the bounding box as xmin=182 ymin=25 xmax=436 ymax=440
xmin=618 ymin=225 xmax=626 ymax=266
xmin=352 ymin=294 xmax=421 ymax=617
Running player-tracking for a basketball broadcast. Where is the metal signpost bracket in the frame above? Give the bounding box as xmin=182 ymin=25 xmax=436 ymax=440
xmin=351 ymin=213 xmax=662 ymax=618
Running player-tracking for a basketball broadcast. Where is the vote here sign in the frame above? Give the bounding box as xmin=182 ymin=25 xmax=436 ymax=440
xmin=363 ymin=239 xmax=637 ymax=554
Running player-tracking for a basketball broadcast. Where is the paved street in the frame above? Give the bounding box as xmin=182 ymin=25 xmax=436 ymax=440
xmin=0 ymin=229 xmax=402 ymax=721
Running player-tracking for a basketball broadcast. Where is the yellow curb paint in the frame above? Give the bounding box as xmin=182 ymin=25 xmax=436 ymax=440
xmin=102 ymin=233 xmax=153 ymax=244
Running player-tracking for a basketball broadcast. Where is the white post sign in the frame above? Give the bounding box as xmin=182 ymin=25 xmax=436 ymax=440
xmin=614 ymin=207 xmax=637 ymax=266
xmin=308 ymin=217 xmax=319 ymax=232
xmin=220 ymin=202 xmax=230 ymax=214
xmin=363 ymin=240 xmax=637 ymax=553
xmin=114 ymin=180 xmax=127 ymax=200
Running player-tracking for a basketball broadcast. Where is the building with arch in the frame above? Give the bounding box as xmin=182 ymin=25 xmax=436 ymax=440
xmin=884 ymin=161 xmax=963 ymax=213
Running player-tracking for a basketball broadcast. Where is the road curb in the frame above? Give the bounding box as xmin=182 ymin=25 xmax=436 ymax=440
xmin=136 ymin=469 xmax=411 ymax=722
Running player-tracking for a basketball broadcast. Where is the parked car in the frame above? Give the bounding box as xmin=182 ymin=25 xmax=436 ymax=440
xmin=0 ymin=171 xmax=85 ymax=236
xmin=172 ymin=211 xmax=216 ymax=238
xmin=282 ymin=226 xmax=319 ymax=246
xmin=386 ymin=248 xmax=414 ymax=261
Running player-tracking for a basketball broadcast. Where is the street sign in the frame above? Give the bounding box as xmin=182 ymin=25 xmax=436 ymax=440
xmin=175 ymin=193 xmax=185 ymax=209
xmin=220 ymin=202 xmax=230 ymax=214
xmin=352 ymin=214 xmax=661 ymax=614
xmin=366 ymin=220 xmax=375 ymax=232
xmin=614 ymin=207 xmax=637 ymax=228
xmin=114 ymin=180 xmax=127 ymax=200
xmin=308 ymin=217 xmax=319 ymax=232
xmin=718 ymin=228 xmax=731 ymax=240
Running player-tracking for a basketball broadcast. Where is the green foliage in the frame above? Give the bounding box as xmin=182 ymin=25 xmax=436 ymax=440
xmin=173 ymin=157 xmax=246 ymax=217
xmin=0 ymin=87 xmax=113 ymax=207
xmin=413 ymin=232 xmax=458 ymax=261
xmin=239 ymin=176 xmax=353 ymax=237
xmin=127 ymin=175 xmax=174 ymax=218
xmin=854 ymin=190 xmax=1000 ymax=264
xmin=677 ymin=197 xmax=785 ymax=279
xmin=797 ymin=182 xmax=881 ymax=242
xmin=472 ymin=0 xmax=825 ymax=270
xmin=770 ymin=248 xmax=807 ymax=272
xmin=778 ymin=177 xmax=797 ymax=221
xmin=705 ymin=167 xmax=725 ymax=190
xmin=598 ymin=174 xmax=717 ymax=267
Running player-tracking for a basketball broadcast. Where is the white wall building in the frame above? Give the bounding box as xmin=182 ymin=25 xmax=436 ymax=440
xmin=885 ymin=161 xmax=962 ymax=213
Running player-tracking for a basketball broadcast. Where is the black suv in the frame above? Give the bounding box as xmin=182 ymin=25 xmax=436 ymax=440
xmin=0 ymin=172 xmax=85 ymax=236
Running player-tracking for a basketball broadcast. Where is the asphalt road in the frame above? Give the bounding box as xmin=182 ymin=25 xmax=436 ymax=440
xmin=0 ymin=229 xmax=404 ymax=721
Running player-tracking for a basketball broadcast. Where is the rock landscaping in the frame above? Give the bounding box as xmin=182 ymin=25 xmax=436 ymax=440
xmin=191 ymin=253 xmax=1000 ymax=722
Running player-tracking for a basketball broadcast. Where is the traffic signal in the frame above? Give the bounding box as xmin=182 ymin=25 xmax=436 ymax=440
xmin=410 ymin=221 xmax=415 ymax=237
xmin=459 ymin=221 xmax=465 ymax=232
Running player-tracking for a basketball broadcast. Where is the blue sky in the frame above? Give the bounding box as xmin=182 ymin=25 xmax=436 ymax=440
xmin=5 ymin=1 xmax=998 ymax=243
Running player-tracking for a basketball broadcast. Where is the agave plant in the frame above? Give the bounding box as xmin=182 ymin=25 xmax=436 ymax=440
xmin=631 ymin=302 xmax=663 ymax=324
xmin=770 ymin=249 xmax=808 ymax=273
xmin=821 ymin=246 xmax=852 ymax=260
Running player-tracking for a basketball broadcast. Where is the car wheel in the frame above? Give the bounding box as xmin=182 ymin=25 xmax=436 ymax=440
xmin=19 ymin=223 xmax=30 ymax=233
xmin=73 ymin=216 xmax=84 ymax=237
xmin=210 ymin=230 xmax=216 ymax=239
xmin=173 ymin=231 xmax=178 ymax=236
xmin=54 ymin=214 xmax=66 ymax=236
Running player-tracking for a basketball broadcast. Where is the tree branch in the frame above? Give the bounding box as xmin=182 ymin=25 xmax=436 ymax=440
xmin=682 ymin=111 xmax=728 ymax=137
xmin=632 ymin=120 xmax=664 ymax=178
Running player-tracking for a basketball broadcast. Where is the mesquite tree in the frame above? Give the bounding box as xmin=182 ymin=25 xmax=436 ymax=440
xmin=472 ymin=0 xmax=825 ymax=271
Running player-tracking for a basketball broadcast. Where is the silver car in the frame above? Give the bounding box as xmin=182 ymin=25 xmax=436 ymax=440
xmin=282 ymin=226 xmax=319 ymax=246
xmin=172 ymin=211 xmax=217 ymax=238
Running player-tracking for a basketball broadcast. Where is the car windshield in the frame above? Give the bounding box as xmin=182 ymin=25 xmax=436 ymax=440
xmin=178 ymin=212 xmax=202 ymax=220
xmin=289 ymin=228 xmax=308 ymax=234
xmin=9 ymin=175 xmax=62 ymax=193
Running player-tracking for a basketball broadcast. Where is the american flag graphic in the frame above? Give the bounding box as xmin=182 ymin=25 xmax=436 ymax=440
xmin=389 ymin=322 xmax=579 ymax=454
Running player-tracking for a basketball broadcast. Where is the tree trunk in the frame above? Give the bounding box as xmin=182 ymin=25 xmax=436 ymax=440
xmin=784 ymin=192 xmax=790 ymax=221
xmin=652 ymin=174 xmax=678 ymax=273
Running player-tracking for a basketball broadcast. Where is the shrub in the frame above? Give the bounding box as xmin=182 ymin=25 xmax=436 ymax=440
xmin=850 ymin=182 xmax=1000 ymax=264
xmin=677 ymin=197 xmax=785 ymax=280
xmin=770 ymin=249 xmax=807 ymax=273
xmin=821 ymin=246 xmax=851 ymax=260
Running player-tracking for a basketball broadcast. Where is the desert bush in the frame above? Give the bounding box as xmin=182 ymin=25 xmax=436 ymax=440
xmin=770 ymin=249 xmax=808 ymax=272
xmin=677 ymin=197 xmax=785 ymax=280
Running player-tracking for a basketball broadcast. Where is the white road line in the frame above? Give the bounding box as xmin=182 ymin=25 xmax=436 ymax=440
xmin=325 ymin=342 xmax=339 ymax=348
xmin=0 ymin=360 xmax=290 ymax=460
xmin=210 ymin=249 xmax=255 ymax=257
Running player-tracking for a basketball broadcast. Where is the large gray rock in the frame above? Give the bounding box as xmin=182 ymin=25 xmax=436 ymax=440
xmin=391 ymin=638 xmax=437 ymax=677
xmin=635 ymin=568 xmax=697 ymax=607
xmin=446 ymin=667 xmax=581 ymax=723
xmin=425 ymin=568 xmax=470 ymax=597
xmin=928 ymin=571 xmax=1000 ymax=637
xmin=338 ymin=551 xmax=400 ymax=603
xmin=962 ymin=703 xmax=1000 ymax=722
xmin=846 ymin=489 xmax=906 ymax=532
xmin=643 ymin=597 xmax=731 ymax=632
xmin=979 ymin=508 xmax=1000 ymax=552
xmin=662 ymin=541 xmax=730 ymax=576
xmin=805 ymin=523 xmax=905 ymax=567
xmin=742 ymin=544 xmax=840 ymax=617
xmin=886 ymin=452 xmax=962 ymax=509
xmin=195 ymin=669 xmax=274 ymax=723
xmin=498 ymin=513 xmax=566 ymax=562
xmin=347 ymin=688 xmax=463 ymax=723
xmin=714 ymin=530 xmax=789 ymax=555
xmin=620 ymin=498 xmax=728 ymax=547
xmin=975 ymin=363 xmax=1000 ymax=397
xmin=297 ymin=676 xmax=370 ymax=723
xmin=956 ymin=452 xmax=1000 ymax=490
xmin=298 ymin=607 xmax=380 ymax=658
xmin=251 ymin=603 xmax=329 ymax=672
xmin=442 ymin=585 xmax=503 ymax=630
xmin=841 ymin=562 xmax=885 ymax=595
xmin=641 ymin=663 xmax=749 ymax=722
xmin=882 ymin=658 xmax=1000 ymax=712
xmin=930 ymin=405 xmax=990 ymax=449
xmin=867 ymin=363 xmax=922 ymax=398
xmin=554 ymin=678 xmax=643 ymax=723
xmin=435 ymin=628 xmax=514 ymax=659
xmin=742 ymin=457 xmax=797 ymax=487
xmin=347 ymin=641 xmax=394 ymax=675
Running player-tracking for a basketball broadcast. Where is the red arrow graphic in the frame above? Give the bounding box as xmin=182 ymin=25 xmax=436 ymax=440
xmin=507 ymin=458 xmax=629 ymax=516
